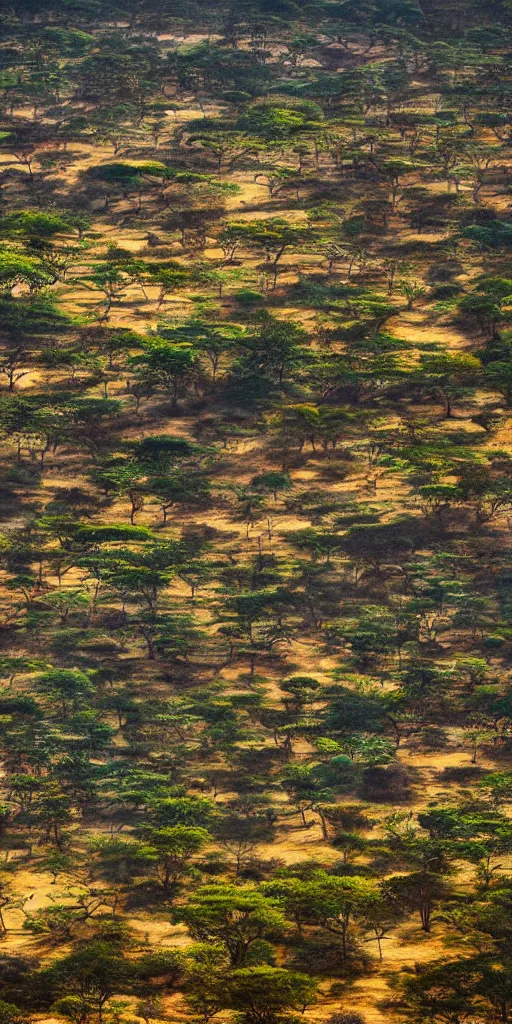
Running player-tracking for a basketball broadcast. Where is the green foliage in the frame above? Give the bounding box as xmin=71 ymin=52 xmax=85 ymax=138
xmin=173 ymin=885 xmax=287 ymax=965
xmin=0 ymin=3 xmax=512 ymax=1020
xmin=226 ymin=966 xmax=316 ymax=1024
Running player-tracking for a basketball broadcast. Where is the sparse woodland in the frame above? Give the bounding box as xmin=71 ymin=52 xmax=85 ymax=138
xmin=3 ymin=2 xmax=512 ymax=1024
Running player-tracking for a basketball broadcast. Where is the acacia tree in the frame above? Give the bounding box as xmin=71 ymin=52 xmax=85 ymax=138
xmin=414 ymin=352 xmax=482 ymax=418
xmin=383 ymin=872 xmax=452 ymax=932
xmin=219 ymin=220 xmax=310 ymax=288
xmin=44 ymin=942 xmax=132 ymax=1023
xmin=141 ymin=825 xmax=211 ymax=892
xmin=173 ymin=885 xmax=286 ymax=966
xmin=81 ymin=264 xmax=128 ymax=321
xmin=34 ymin=669 xmax=93 ymax=719
xmin=130 ymin=339 xmax=199 ymax=411
xmin=226 ymin=967 xmax=317 ymax=1024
